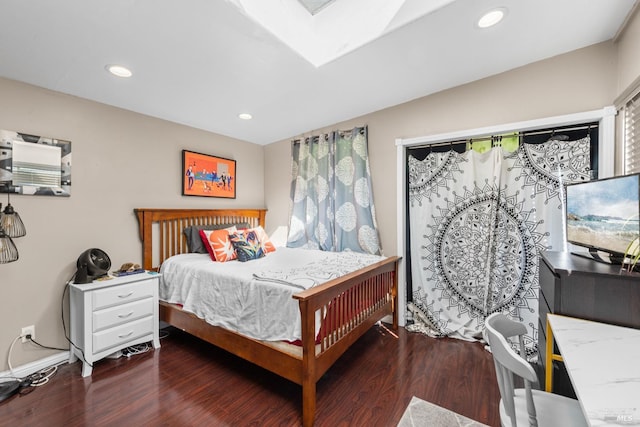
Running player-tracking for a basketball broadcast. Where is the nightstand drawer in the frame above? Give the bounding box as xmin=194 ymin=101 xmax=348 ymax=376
xmin=93 ymin=316 xmax=154 ymax=353
xmin=93 ymin=297 xmax=154 ymax=332
xmin=92 ymin=280 xmax=155 ymax=310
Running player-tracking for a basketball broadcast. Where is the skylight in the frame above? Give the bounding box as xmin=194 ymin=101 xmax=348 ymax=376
xmin=297 ymin=0 xmax=336 ymax=15
xmin=228 ymin=0 xmax=455 ymax=67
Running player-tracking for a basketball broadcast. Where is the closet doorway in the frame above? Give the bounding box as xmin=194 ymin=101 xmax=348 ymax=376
xmin=394 ymin=106 xmax=616 ymax=356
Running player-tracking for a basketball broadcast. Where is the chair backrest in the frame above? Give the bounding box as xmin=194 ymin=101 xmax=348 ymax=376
xmin=485 ymin=313 xmax=540 ymax=427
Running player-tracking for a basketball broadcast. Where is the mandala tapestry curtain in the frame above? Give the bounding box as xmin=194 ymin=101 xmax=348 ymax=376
xmin=287 ymin=126 xmax=381 ymax=254
xmin=407 ymin=136 xmax=591 ymax=356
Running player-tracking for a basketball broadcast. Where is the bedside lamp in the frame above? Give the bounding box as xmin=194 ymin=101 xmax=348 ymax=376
xmin=1 ymin=194 xmax=26 ymax=238
xmin=0 ymin=204 xmax=19 ymax=263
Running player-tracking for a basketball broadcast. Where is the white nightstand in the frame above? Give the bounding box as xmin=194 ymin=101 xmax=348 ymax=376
xmin=69 ymin=272 xmax=161 ymax=376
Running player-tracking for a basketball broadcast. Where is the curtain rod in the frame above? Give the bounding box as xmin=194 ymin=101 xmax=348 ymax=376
xmin=408 ymin=124 xmax=598 ymax=150
xmin=292 ymin=126 xmax=367 ymax=143
xmin=524 ymin=124 xmax=597 ymax=137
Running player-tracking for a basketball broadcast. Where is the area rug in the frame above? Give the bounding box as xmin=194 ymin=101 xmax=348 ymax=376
xmin=397 ymin=396 xmax=490 ymax=427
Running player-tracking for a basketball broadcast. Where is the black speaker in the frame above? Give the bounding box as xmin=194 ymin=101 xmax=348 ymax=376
xmin=74 ymin=248 xmax=111 ymax=284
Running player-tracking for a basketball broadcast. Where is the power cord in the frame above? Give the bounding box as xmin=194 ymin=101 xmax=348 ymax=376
xmin=106 ymin=342 xmax=154 ymax=359
xmin=61 ymin=277 xmax=93 ymax=371
xmin=20 ymin=364 xmax=58 ymax=390
xmin=6 ymin=336 xmax=21 ymax=378
xmin=27 ymin=336 xmax=67 ymax=352
xmin=121 ymin=343 xmax=151 ymax=358
xmin=3 ymin=334 xmax=64 ymax=398
xmin=5 ymin=333 xmax=67 ymax=377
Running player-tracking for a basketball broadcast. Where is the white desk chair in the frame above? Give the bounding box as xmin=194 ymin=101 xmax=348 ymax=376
xmin=484 ymin=313 xmax=588 ymax=427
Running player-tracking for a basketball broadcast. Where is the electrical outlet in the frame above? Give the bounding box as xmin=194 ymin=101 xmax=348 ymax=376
xmin=21 ymin=325 xmax=35 ymax=343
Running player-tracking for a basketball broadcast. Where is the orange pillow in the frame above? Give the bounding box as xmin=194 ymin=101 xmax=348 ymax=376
xmin=199 ymin=227 xmax=237 ymax=262
xmin=251 ymin=226 xmax=276 ymax=253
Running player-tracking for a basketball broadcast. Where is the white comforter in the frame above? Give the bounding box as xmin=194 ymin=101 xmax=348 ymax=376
xmin=159 ymin=247 xmax=385 ymax=342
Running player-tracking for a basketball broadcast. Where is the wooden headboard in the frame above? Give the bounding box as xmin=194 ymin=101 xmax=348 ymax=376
xmin=134 ymin=208 xmax=267 ymax=271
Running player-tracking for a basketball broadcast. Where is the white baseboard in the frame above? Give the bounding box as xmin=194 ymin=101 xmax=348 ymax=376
xmin=0 ymin=351 xmax=70 ymax=380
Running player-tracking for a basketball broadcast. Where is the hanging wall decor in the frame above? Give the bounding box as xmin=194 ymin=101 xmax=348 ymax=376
xmin=0 ymin=129 xmax=72 ymax=196
xmin=182 ymin=150 xmax=236 ymax=199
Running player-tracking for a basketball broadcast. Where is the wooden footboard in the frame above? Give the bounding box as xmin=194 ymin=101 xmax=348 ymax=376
xmin=295 ymin=256 xmax=399 ymax=427
xmin=134 ymin=208 xmax=399 ymax=426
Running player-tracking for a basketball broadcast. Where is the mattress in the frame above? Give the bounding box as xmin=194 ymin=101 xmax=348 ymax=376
xmin=159 ymin=247 xmax=385 ymax=342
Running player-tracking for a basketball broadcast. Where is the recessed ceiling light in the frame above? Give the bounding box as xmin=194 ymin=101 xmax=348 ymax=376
xmin=238 ymin=113 xmax=252 ymax=120
xmin=477 ymin=8 xmax=506 ymax=28
xmin=106 ymin=64 xmax=132 ymax=78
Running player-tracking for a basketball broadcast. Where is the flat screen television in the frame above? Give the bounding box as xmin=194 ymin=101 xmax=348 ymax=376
xmin=566 ymin=173 xmax=640 ymax=264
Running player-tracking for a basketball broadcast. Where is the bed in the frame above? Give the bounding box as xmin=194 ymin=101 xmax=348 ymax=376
xmin=134 ymin=208 xmax=399 ymax=427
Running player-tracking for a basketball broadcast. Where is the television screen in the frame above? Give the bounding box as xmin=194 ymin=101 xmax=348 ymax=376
xmin=566 ymin=173 xmax=640 ymax=259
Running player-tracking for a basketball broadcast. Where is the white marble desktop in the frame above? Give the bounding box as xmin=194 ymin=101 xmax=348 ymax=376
xmin=548 ymin=314 xmax=640 ymax=426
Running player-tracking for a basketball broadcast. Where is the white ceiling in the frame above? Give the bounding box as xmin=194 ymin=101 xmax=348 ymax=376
xmin=0 ymin=0 xmax=636 ymax=145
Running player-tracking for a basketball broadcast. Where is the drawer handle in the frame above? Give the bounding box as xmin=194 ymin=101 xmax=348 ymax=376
xmin=118 ymin=331 xmax=134 ymax=339
xmin=117 ymin=292 xmax=134 ymax=299
xmin=118 ymin=311 xmax=134 ymax=319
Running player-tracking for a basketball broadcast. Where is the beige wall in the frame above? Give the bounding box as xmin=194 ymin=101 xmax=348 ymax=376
xmin=265 ymin=41 xmax=619 ymax=259
xmin=0 ymin=78 xmax=265 ymax=369
xmin=616 ymin=6 xmax=640 ymax=96
xmin=613 ymin=6 xmax=640 ymax=173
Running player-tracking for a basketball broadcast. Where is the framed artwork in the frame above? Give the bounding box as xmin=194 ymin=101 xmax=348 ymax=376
xmin=0 ymin=129 xmax=72 ymax=196
xmin=182 ymin=150 xmax=236 ymax=199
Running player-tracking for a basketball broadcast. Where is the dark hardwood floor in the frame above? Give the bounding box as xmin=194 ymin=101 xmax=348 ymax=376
xmin=0 ymin=324 xmax=500 ymax=426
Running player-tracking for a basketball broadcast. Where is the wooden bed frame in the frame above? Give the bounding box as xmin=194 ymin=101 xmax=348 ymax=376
xmin=135 ymin=208 xmax=399 ymax=426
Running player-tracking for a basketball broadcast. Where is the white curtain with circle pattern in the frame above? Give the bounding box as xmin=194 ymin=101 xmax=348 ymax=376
xmin=407 ymin=138 xmax=591 ymax=357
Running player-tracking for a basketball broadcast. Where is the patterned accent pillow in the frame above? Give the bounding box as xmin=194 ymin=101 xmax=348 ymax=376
xmin=184 ymin=222 xmax=250 ymax=253
xmin=251 ymin=226 xmax=276 ymax=253
xmin=229 ymin=230 xmax=265 ymax=262
xmin=199 ymin=227 xmax=237 ymax=262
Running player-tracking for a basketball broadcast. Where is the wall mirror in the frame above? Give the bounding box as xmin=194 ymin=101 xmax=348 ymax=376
xmin=0 ymin=129 xmax=71 ymax=196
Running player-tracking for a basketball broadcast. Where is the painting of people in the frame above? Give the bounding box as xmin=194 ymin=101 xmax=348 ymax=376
xmin=182 ymin=150 xmax=236 ymax=198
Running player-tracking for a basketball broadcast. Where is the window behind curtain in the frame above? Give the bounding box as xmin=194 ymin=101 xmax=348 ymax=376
xmin=624 ymin=90 xmax=640 ymax=174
